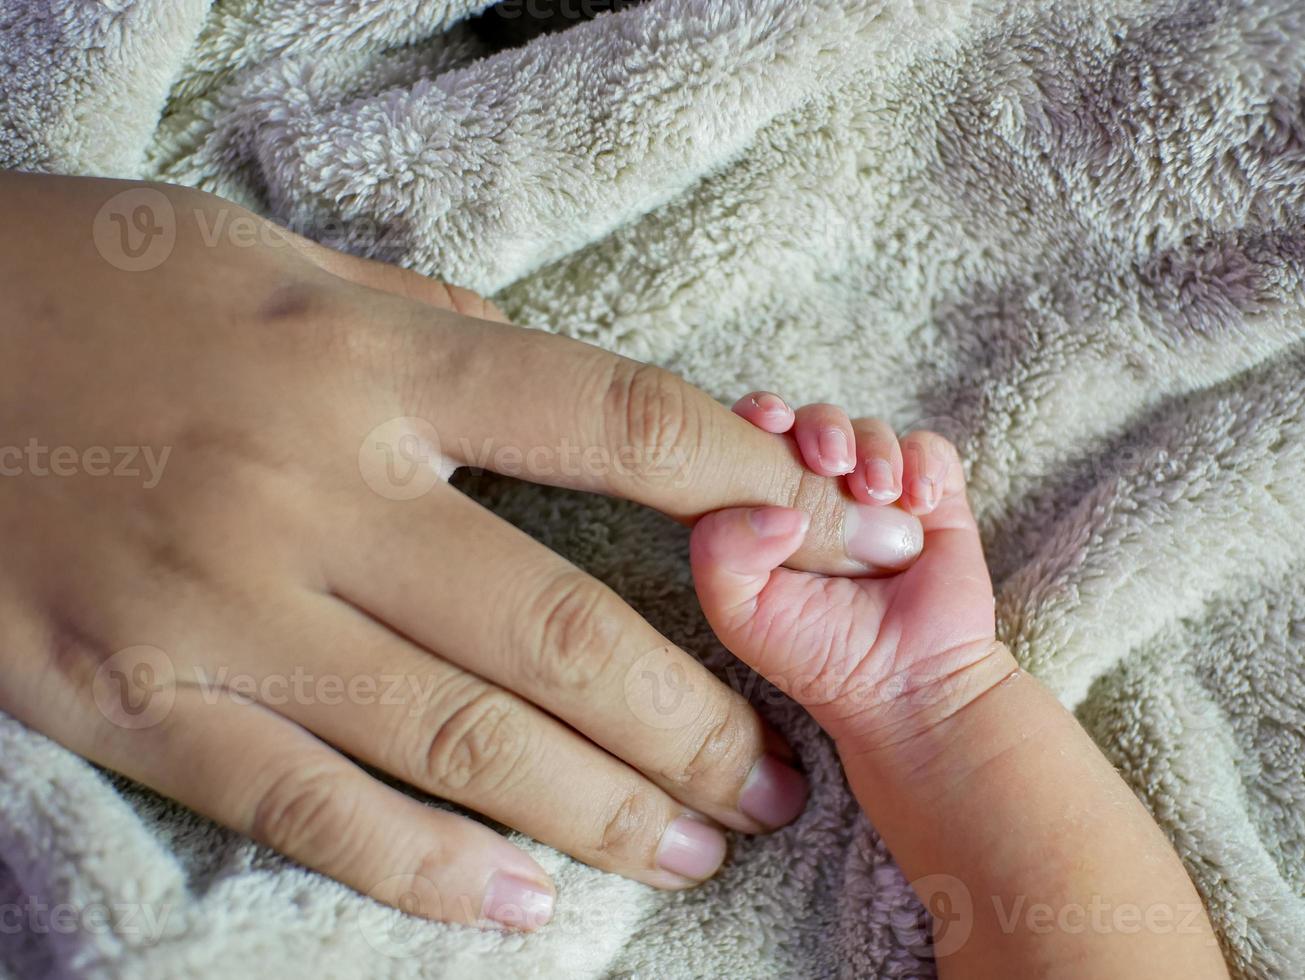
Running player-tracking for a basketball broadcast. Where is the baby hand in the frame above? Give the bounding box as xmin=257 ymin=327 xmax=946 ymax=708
xmin=692 ymin=394 xmax=1002 ymax=754
xmin=708 ymin=397 xmax=1227 ymax=978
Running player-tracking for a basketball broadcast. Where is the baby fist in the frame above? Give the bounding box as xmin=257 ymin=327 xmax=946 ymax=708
xmin=691 ymin=407 xmax=1002 ymax=755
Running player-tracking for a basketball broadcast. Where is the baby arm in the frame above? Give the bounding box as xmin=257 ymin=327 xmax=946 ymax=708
xmin=694 ymin=394 xmax=1228 ymax=979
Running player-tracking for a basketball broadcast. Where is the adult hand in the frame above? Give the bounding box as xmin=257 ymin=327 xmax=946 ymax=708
xmin=0 ymin=172 xmax=923 ymax=931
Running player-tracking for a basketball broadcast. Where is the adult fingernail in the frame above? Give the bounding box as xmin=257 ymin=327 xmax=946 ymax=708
xmin=844 ymin=504 xmax=923 ymax=569
xmin=748 ymin=507 xmax=810 ymax=540
xmin=656 ymin=817 xmax=727 ymax=881
xmin=482 ymin=872 xmax=556 ymax=930
xmin=818 ymin=429 xmax=854 ymax=473
xmin=739 ymin=754 xmax=808 ymax=828
xmin=864 ymin=458 xmax=900 ymax=503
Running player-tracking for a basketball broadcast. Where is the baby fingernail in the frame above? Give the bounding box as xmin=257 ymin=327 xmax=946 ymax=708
xmin=864 ymin=458 xmax=900 ymax=503
xmin=818 ymin=429 xmax=854 ymax=473
xmin=754 ymin=392 xmax=789 ymax=416
xmin=482 ymin=872 xmax=556 ymax=930
xmin=656 ymin=817 xmax=727 ymax=881
xmin=909 ymin=475 xmax=940 ymax=511
xmin=748 ymin=507 xmax=810 ymax=540
xmin=739 ymin=754 xmax=808 ymax=828
xmin=844 ymin=504 xmax=924 ymax=569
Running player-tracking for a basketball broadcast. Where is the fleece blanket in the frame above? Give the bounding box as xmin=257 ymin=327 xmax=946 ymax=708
xmin=2 ymin=0 xmax=1304 ymax=976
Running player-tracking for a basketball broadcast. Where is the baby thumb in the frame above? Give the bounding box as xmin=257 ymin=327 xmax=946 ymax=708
xmin=690 ymin=507 xmax=809 ymax=635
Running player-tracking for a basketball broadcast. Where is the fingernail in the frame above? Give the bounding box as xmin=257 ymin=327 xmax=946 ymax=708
xmin=818 ymin=429 xmax=854 ymax=473
xmin=844 ymin=504 xmax=924 ymax=569
xmin=656 ymin=817 xmax=727 ymax=881
xmin=739 ymin=754 xmax=808 ymax=828
xmin=909 ymin=475 xmax=940 ymax=511
xmin=754 ymin=393 xmax=789 ymax=417
xmin=864 ymin=458 xmax=900 ymax=503
xmin=748 ymin=507 xmax=810 ymax=540
xmin=482 ymin=872 xmax=556 ymax=930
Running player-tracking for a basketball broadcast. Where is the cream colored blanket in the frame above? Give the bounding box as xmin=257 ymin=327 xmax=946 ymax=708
xmin=2 ymin=0 xmax=1303 ymax=976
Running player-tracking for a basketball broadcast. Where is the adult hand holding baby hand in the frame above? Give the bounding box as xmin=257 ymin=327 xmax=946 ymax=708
xmin=693 ymin=398 xmax=1005 ymax=755
xmin=0 ymin=172 xmax=927 ymax=933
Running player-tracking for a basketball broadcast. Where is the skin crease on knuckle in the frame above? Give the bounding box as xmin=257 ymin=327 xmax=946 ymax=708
xmin=251 ymin=764 xmax=363 ymax=869
xmin=597 ymin=788 xmax=663 ymax=865
xmin=521 ymin=571 xmax=622 ymax=696
xmin=419 ymin=689 xmax=535 ymax=798
xmin=602 ymin=360 xmax=704 ymax=493
xmin=661 ymin=697 xmax=756 ymax=797
xmin=782 ymin=466 xmax=854 ymax=570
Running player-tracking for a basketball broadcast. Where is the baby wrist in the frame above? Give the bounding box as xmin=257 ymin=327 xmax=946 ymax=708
xmin=829 ymin=641 xmax=1023 ymax=778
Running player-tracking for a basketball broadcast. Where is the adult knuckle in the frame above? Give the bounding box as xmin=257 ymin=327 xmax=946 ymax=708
xmin=252 ymin=767 xmax=358 ymax=862
xmin=255 ymin=279 xmax=365 ymax=364
xmin=524 ymin=572 xmax=620 ymax=694
xmin=667 ymin=698 xmax=755 ymax=791
xmin=597 ymin=789 xmax=662 ymax=860
xmin=248 ymin=273 xmax=412 ymax=392
xmin=420 ymin=690 xmax=532 ymax=795
xmin=784 ymin=464 xmax=838 ymax=516
xmin=783 ymin=467 xmax=845 ymax=552
xmin=40 ymin=615 xmax=106 ymax=691
xmin=255 ymin=278 xmax=331 ymax=329
xmin=602 ymin=361 xmax=701 ymax=483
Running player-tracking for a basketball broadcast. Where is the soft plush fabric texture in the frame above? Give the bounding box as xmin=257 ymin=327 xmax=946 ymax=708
xmin=2 ymin=0 xmax=1304 ymax=976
